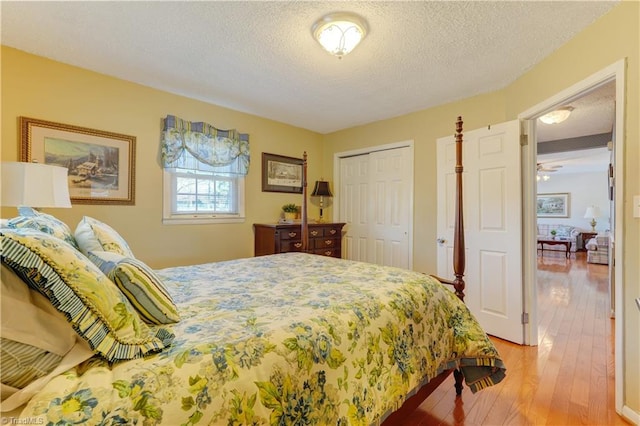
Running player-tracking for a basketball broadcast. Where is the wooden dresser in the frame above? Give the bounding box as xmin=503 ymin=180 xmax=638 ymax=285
xmin=254 ymin=222 xmax=346 ymax=258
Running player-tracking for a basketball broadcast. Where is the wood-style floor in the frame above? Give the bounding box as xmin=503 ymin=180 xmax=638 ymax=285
xmin=399 ymin=251 xmax=630 ymax=425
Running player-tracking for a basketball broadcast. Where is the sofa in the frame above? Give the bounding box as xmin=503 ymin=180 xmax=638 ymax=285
xmin=586 ymin=235 xmax=610 ymax=264
xmin=537 ymin=223 xmax=581 ymax=252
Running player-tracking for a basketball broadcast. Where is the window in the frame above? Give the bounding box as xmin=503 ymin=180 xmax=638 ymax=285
xmin=163 ymin=169 xmax=245 ymax=224
xmin=161 ymin=115 xmax=249 ymax=224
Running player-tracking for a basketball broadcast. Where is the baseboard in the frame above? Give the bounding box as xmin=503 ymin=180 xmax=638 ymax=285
xmin=622 ymin=405 xmax=640 ymax=425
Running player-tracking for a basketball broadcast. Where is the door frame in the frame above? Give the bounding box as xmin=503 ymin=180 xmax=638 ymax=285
xmin=333 ymin=140 xmax=415 ymax=269
xmin=519 ymin=60 xmax=626 ymax=414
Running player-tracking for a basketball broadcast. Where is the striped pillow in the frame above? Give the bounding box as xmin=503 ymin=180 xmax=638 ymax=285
xmin=88 ymin=251 xmax=180 ymax=325
xmin=1 ymin=338 xmax=64 ymax=389
xmin=0 ymin=228 xmax=174 ymax=362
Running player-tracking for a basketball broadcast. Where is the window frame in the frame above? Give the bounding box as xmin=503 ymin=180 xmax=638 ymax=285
xmin=162 ymin=169 xmax=245 ymax=225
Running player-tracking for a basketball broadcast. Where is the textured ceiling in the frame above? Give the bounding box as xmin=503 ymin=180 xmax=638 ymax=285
xmin=1 ymin=1 xmax=618 ymax=134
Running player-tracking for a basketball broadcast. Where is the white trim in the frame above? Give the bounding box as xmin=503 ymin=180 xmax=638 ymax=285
xmin=333 ymin=140 xmax=415 ymax=270
xmin=518 ymin=59 xmax=626 ymax=415
xmin=621 ymin=405 xmax=640 ymax=425
xmin=162 ymin=170 xmax=246 ymax=225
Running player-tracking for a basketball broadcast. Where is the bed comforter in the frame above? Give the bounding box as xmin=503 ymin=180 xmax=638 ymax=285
xmin=18 ymin=253 xmax=505 ymax=425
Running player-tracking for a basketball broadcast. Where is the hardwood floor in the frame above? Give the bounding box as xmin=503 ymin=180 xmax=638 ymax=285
xmin=399 ymin=251 xmax=630 ymax=425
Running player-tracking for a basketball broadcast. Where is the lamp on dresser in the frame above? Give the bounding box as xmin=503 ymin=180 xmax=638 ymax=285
xmin=311 ymin=180 xmax=333 ymax=222
xmin=1 ymin=162 xmax=72 ymax=212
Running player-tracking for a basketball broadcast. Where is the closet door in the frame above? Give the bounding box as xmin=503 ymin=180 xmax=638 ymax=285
xmin=339 ymin=146 xmax=413 ymax=268
xmin=369 ymin=148 xmax=412 ymax=268
xmin=339 ymin=154 xmax=370 ymax=263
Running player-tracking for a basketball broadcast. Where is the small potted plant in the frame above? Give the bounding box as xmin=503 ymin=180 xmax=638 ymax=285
xmin=550 ymin=229 xmax=557 ymax=239
xmin=282 ymin=203 xmax=299 ymax=221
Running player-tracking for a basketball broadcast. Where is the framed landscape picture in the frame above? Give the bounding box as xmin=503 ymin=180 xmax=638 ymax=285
xmin=20 ymin=117 xmax=136 ymax=205
xmin=537 ymin=192 xmax=570 ymax=218
xmin=261 ymin=152 xmax=303 ymax=193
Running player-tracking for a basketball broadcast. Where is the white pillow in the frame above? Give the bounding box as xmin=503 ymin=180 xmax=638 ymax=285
xmin=75 ymin=216 xmax=134 ymax=257
xmin=0 ymin=264 xmax=94 ymax=412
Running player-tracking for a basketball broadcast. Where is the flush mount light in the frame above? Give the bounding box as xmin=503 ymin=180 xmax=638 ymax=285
xmin=539 ymin=106 xmax=574 ymax=124
xmin=312 ymin=12 xmax=368 ymax=58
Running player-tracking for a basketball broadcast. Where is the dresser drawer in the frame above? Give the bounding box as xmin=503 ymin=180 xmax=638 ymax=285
xmin=313 ymin=237 xmax=339 ymax=249
xmin=312 ymin=247 xmax=341 ymax=257
xmin=323 ymin=227 xmax=341 ymax=238
xmin=308 ymin=228 xmax=322 ymax=238
xmin=281 ymin=239 xmax=304 ymax=252
xmin=279 ymin=229 xmax=301 ymax=240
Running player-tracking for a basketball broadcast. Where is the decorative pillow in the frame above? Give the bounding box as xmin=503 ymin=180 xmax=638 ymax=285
xmin=87 ymin=251 xmax=180 ymax=325
xmin=0 ymin=228 xmax=173 ymax=363
xmin=0 ymin=264 xmax=94 ymax=411
xmin=555 ymin=225 xmax=573 ymax=237
xmin=75 ymin=216 xmax=134 ymax=257
xmin=6 ymin=209 xmax=78 ymax=249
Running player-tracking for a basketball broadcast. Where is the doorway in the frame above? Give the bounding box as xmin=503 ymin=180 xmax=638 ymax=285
xmin=535 ymin=81 xmax=615 ymax=313
xmin=520 ymin=60 xmax=625 ymax=413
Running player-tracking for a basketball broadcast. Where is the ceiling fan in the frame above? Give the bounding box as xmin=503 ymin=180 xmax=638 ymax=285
xmin=536 ymin=163 xmax=561 ymax=181
xmin=537 ymin=163 xmax=562 ymax=173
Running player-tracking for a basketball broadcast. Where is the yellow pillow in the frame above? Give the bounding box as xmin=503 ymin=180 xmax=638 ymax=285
xmin=1 ymin=228 xmax=173 ymax=363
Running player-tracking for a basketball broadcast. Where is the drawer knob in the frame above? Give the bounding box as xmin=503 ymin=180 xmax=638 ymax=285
xmin=294 ymin=242 xmax=302 ymax=248
xmin=310 ymin=230 xmax=319 ymax=236
xmin=324 ymin=250 xmax=332 ymax=256
xmin=288 ymin=232 xmax=297 ymax=237
xmin=329 ymin=229 xmax=337 ymax=235
xmin=324 ymin=240 xmax=333 ymax=246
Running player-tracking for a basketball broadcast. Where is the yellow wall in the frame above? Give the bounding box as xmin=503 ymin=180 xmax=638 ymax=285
xmin=1 ymin=46 xmax=324 ymax=268
xmin=1 ymin=0 xmax=638 ymax=415
xmin=323 ymin=1 xmax=640 ymax=415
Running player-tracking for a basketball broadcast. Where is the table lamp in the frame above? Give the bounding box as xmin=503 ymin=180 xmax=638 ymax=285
xmin=583 ymin=205 xmax=601 ymax=232
xmin=311 ymin=180 xmax=333 ymax=222
xmin=1 ymin=162 xmax=72 ymax=212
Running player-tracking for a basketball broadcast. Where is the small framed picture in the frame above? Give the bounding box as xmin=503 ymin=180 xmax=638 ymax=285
xmin=20 ymin=117 xmax=136 ymax=205
xmin=261 ymin=152 xmax=303 ymax=193
xmin=536 ymin=192 xmax=570 ymax=218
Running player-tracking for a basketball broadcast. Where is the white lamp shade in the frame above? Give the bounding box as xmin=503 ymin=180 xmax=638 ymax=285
xmin=584 ymin=206 xmax=601 ymax=219
xmin=1 ymin=162 xmax=72 ymax=208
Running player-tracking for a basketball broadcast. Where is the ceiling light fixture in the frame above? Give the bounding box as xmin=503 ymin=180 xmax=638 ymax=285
xmin=312 ymin=12 xmax=368 ymax=58
xmin=539 ymin=106 xmax=574 ymax=124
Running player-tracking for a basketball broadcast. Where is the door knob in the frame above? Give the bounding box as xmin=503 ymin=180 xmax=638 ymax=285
xmin=437 ymin=238 xmax=446 ymax=245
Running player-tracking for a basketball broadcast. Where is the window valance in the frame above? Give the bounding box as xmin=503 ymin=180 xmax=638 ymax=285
xmin=161 ymin=115 xmax=250 ymax=176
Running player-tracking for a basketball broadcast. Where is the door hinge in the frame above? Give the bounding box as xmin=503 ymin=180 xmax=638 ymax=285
xmin=520 ymin=134 xmax=528 ymax=146
xmin=521 ymin=312 xmax=529 ymax=324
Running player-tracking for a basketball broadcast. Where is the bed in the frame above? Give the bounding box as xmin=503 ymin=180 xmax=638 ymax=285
xmin=1 ymin=117 xmax=505 ymax=424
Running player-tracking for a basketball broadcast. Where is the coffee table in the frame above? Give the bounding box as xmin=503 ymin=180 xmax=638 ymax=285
xmin=537 ymin=238 xmax=572 ymax=258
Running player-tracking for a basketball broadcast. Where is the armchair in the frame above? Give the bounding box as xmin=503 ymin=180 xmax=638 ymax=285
xmin=586 ymin=235 xmax=610 ymax=265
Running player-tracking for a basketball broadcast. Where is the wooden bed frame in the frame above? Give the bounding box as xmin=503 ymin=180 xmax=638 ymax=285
xmin=299 ymin=116 xmax=467 ymax=422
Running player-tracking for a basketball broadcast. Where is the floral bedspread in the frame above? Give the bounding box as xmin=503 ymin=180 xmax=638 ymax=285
xmin=19 ymin=253 xmax=505 ymax=425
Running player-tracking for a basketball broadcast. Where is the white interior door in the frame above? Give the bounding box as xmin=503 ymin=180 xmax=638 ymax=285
xmin=339 ymin=145 xmax=413 ymax=269
xmin=437 ymin=120 xmax=524 ymax=344
xmin=339 ymin=154 xmax=370 ymax=262
xmin=369 ymin=148 xmax=412 ymax=268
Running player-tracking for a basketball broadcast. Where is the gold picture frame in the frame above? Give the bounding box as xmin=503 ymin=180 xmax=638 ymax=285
xmin=20 ymin=117 xmax=136 ymax=205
